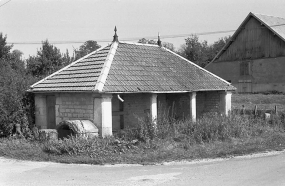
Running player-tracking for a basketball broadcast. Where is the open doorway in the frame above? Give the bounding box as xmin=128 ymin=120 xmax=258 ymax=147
xmin=46 ymin=95 xmax=56 ymax=129
xmin=112 ymin=95 xmax=124 ymax=132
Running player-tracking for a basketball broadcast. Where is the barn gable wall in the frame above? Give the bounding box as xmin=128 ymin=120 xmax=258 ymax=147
xmin=216 ymin=17 xmax=285 ymax=62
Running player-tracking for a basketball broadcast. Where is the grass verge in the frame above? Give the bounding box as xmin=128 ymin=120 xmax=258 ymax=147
xmin=1 ymin=113 xmax=285 ymax=165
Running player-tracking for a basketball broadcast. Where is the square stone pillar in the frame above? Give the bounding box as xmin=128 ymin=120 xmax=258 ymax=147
xmin=150 ymin=93 xmax=158 ymax=126
xmin=94 ymin=94 xmax=113 ymax=137
xmin=35 ymin=94 xmax=47 ymax=129
xmin=190 ymin=92 xmax=197 ymax=122
xmin=220 ymin=91 xmax=232 ymax=116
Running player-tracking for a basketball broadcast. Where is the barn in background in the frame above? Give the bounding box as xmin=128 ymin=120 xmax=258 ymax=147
xmin=206 ymin=12 xmax=285 ymax=93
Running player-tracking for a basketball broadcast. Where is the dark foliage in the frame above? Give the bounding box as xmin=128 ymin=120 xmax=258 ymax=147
xmin=0 ymin=59 xmax=38 ymax=137
xmin=0 ymin=33 xmax=13 ymax=60
xmin=178 ymin=34 xmax=231 ymax=67
xmin=138 ymin=38 xmax=175 ymax=51
xmin=26 ymin=40 xmax=73 ymax=77
xmin=74 ymin=40 xmax=101 ymax=60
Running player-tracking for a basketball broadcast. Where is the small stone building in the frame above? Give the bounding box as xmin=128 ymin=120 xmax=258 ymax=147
xmin=29 ymin=31 xmax=236 ymax=137
xmin=206 ymin=12 xmax=285 ymax=93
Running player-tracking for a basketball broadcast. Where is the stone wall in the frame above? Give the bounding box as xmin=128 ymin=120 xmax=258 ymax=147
xmin=197 ymin=91 xmax=224 ymax=116
xmin=55 ymin=93 xmax=94 ymax=125
xmin=35 ymin=93 xmax=95 ymax=129
xmin=163 ymin=91 xmax=222 ymax=119
xmin=203 ymin=91 xmax=221 ymax=114
xmin=121 ymin=91 xmax=223 ymax=128
xmin=123 ymin=93 xmax=151 ymax=128
xmin=164 ymin=93 xmax=190 ymax=119
xmin=35 ymin=91 xmax=226 ymax=133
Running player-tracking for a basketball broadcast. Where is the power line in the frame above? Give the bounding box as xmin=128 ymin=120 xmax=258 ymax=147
xmin=7 ymin=22 xmax=285 ymax=45
xmin=0 ymin=0 xmax=11 ymax=8
xmin=7 ymin=29 xmax=236 ymax=45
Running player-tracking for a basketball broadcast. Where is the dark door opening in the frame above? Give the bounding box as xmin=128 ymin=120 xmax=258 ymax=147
xmin=112 ymin=95 xmax=124 ymax=131
xmin=46 ymin=95 xmax=56 ymax=129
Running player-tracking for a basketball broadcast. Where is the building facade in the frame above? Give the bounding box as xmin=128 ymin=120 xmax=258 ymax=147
xmin=30 ymin=32 xmax=235 ymax=137
xmin=206 ymin=12 xmax=285 ymax=93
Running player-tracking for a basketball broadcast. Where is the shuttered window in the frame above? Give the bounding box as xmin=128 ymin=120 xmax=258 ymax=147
xmin=240 ymin=61 xmax=250 ymax=76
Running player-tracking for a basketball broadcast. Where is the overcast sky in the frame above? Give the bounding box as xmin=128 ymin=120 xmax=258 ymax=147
xmin=1 ymin=0 xmax=285 ymax=58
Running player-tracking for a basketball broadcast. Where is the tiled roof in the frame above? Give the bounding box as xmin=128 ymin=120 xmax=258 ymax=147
xmin=207 ymin=12 xmax=285 ymax=65
xmin=30 ymin=46 xmax=110 ymax=92
xmin=30 ymin=42 xmax=235 ymax=93
xmin=254 ymin=13 xmax=285 ymax=41
xmin=103 ymin=43 xmax=234 ymax=92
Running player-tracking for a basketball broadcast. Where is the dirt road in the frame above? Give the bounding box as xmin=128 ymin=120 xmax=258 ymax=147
xmin=1 ymin=151 xmax=285 ymax=186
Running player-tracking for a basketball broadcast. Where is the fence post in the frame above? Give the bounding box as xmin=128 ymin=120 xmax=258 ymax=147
xmin=254 ymin=105 xmax=258 ymax=117
xmin=241 ymin=105 xmax=245 ymax=115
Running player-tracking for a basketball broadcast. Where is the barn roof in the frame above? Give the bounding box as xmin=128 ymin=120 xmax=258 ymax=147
xmin=30 ymin=39 xmax=235 ymax=93
xmin=207 ymin=12 xmax=285 ymax=66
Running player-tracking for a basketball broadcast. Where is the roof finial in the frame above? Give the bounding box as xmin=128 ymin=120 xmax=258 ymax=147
xmin=113 ymin=26 xmax=119 ymax=42
xmin=157 ymin=32 xmax=162 ymax=47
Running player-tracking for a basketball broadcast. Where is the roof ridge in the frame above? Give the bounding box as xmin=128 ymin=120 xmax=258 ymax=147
xmin=94 ymin=42 xmax=119 ymax=92
xmin=252 ymin=12 xmax=285 ymax=20
xmin=119 ymin=41 xmax=160 ymax=47
xmin=162 ymin=47 xmax=233 ymax=87
xmin=30 ymin=45 xmax=109 ymax=89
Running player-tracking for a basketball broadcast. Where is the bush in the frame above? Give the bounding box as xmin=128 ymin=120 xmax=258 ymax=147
xmin=0 ymin=59 xmax=38 ymax=137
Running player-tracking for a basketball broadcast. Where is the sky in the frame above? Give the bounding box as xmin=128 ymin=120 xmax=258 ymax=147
xmin=1 ymin=0 xmax=285 ymax=59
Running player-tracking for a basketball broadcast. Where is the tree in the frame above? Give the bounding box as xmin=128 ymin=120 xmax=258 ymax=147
xmin=11 ymin=49 xmax=23 ymax=61
xmin=0 ymin=33 xmax=13 ymax=59
xmin=0 ymin=58 xmax=36 ymax=137
xmin=138 ymin=38 xmax=157 ymax=45
xmin=201 ymin=36 xmax=231 ymax=67
xmin=74 ymin=40 xmax=101 ymax=60
xmin=138 ymin=38 xmax=175 ymax=51
xmin=6 ymin=49 xmax=26 ymax=71
xmin=26 ymin=56 xmax=41 ymax=76
xmin=211 ymin=36 xmax=231 ymax=56
xmin=178 ymin=34 xmax=206 ymax=66
xmin=178 ymin=35 xmax=231 ymax=67
xmin=162 ymin=42 xmax=175 ymax=51
xmin=62 ymin=49 xmax=74 ymax=67
xmin=38 ymin=40 xmax=63 ymax=75
xmin=26 ymin=40 xmax=63 ymax=77
xmin=0 ymin=34 xmax=37 ymax=136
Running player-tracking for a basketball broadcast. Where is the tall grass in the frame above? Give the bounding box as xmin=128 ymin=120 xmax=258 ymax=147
xmin=129 ymin=112 xmax=285 ymax=144
xmin=2 ymin=111 xmax=285 ymax=164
